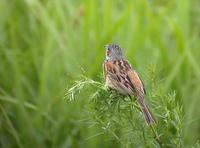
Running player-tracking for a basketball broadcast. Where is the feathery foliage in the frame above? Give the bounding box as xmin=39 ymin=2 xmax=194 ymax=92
xmin=67 ymin=70 xmax=183 ymax=147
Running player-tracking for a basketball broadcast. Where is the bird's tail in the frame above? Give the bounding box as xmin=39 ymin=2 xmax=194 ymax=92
xmin=137 ymin=96 xmax=156 ymax=125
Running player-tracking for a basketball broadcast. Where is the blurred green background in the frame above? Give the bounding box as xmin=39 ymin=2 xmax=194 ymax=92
xmin=0 ymin=0 xmax=200 ymax=147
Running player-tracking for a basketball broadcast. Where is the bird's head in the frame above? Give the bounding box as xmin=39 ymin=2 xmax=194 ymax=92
xmin=104 ymin=44 xmax=124 ymax=60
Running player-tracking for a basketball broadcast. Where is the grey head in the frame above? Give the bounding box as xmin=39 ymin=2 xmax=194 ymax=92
xmin=104 ymin=44 xmax=124 ymax=60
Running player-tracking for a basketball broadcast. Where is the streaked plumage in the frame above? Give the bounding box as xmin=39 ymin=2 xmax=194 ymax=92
xmin=103 ymin=44 xmax=156 ymax=125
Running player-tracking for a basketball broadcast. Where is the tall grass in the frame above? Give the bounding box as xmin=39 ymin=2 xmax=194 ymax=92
xmin=0 ymin=0 xmax=200 ymax=147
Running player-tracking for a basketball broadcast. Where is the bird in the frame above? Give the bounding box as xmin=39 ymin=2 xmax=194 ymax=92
xmin=103 ymin=43 xmax=156 ymax=125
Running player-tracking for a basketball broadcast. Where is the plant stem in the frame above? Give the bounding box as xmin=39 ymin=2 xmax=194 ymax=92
xmin=149 ymin=124 xmax=162 ymax=147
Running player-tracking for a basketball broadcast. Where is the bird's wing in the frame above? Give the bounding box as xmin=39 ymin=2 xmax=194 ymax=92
xmin=127 ymin=69 xmax=146 ymax=97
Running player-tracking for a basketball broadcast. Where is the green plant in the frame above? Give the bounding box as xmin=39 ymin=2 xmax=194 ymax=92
xmin=67 ymin=69 xmax=183 ymax=147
